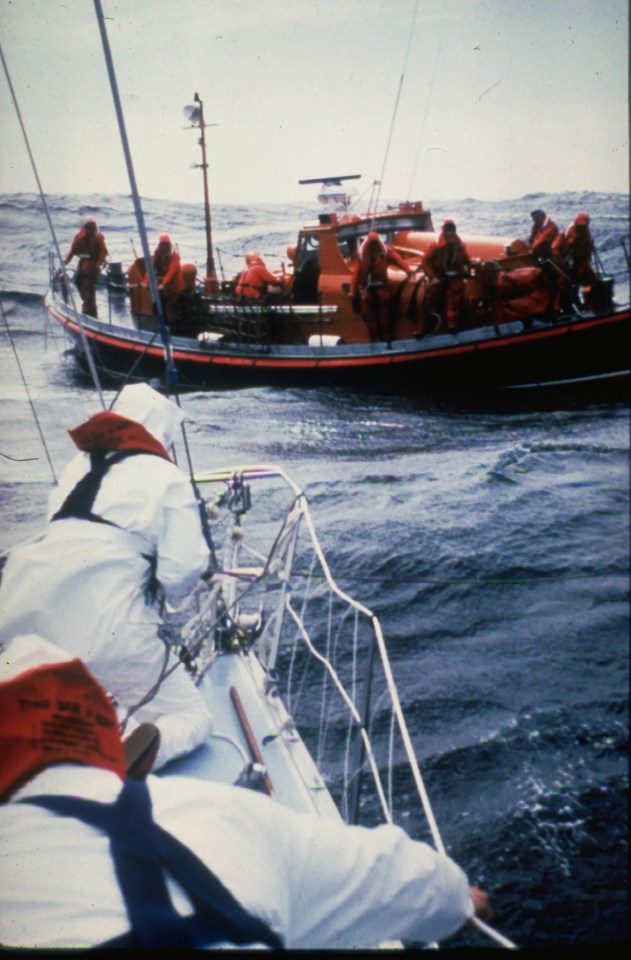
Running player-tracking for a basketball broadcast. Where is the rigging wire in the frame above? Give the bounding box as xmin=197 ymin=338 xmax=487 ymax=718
xmin=0 ymin=39 xmax=105 ymax=409
xmin=406 ymin=42 xmax=441 ymax=201
xmin=0 ymin=296 xmax=58 ymax=484
xmin=92 ymin=0 xmax=174 ymax=391
xmin=92 ymin=0 xmax=217 ymax=567
xmin=371 ymin=0 xmax=420 ymax=223
xmin=104 ymin=330 xmax=163 ymax=398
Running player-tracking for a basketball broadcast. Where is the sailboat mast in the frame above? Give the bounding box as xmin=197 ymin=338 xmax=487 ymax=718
xmin=194 ymin=93 xmax=219 ymax=295
xmin=93 ymin=0 xmax=175 ymax=388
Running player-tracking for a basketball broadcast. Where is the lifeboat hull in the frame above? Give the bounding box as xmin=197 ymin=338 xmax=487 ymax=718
xmin=45 ymin=289 xmax=630 ymax=400
xmin=46 ymin=197 xmax=630 ymax=403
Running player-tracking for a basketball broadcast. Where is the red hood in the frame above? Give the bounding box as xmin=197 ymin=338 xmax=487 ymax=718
xmin=69 ymin=411 xmax=172 ymax=461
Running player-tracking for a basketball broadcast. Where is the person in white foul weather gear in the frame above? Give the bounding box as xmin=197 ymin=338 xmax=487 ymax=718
xmin=0 ymin=384 xmax=213 ymax=769
xmin=0 ymin=635 xmax=492 ymax=951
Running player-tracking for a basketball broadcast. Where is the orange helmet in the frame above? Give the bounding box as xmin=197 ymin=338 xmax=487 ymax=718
xmin=574 ymin=212 xmax=590 ymax=226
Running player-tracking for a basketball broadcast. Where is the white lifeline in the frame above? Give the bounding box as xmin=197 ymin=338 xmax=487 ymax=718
xmin=0 ymin=385 xmax=212 ymax=767
xmin=0 ymin=765 xmax=474 ymax=950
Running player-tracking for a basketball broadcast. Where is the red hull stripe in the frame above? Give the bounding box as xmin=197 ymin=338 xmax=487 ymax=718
xmin=50 ymin=306 xmax=630 ymax=371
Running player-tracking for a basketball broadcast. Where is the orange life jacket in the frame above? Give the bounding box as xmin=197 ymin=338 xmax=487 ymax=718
xmin=67 ymin=229 xmax=108 ymax=269
xmin=234 ymin=257 xmax=278 ymax=299
xmin=152 ymin=247 xmax=183 ymax=293
xmin=356 ymin=231 xmax=411 ymax=291
xmin=0 ymin=660 xmax=126 ymax=801
xmin=529 ymin=218 xmax=559 ymax=258
xmin=424 ymin=233 xmax=470 ymax=278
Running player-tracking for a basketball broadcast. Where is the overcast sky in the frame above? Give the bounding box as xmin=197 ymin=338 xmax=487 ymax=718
xmin=0 ymin=0 xmax=628 ymax=206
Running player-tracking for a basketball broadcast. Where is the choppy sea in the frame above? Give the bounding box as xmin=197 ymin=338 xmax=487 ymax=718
xmin=0 ymin=190 xmax=628 ymax=948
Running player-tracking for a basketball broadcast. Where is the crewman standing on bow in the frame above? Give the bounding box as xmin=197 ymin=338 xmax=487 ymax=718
xmin=64 ymin=219 xmax=108 ymax=318
xmin=423 ymin=220 xmax=471 ymax=332
xmin=350 ymin=231 xmax=414 ymax=343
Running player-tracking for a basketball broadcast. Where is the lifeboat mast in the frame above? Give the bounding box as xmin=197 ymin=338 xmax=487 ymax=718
xmin=184 ymin=93 xmax=219 ymax=295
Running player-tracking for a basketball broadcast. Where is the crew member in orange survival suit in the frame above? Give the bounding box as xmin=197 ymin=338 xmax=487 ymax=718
xmin=150 ymin=234 xmax=183 ymax=327
xmin=351 ymin=231 xmax=414 ymax=343
xmin=423 ymin=220 xmax=471 ymax=332
xmin=552 ymin=211 xmax=600 ymax=309
xmin=235 ymin=253 xmax=281 ymax=300
xmin=64 ymin=219 xmax=108 ymax=318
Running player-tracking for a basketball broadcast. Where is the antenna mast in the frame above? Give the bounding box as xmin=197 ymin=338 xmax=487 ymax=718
xmin=189 ymin=93 xmax=219 ymax=295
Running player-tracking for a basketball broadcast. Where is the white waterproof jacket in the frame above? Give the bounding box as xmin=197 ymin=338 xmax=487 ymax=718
xmin=0 ymin=766 xmax=474 ymax=949
xmin=0 ymin=387 xmax=213 ymax=766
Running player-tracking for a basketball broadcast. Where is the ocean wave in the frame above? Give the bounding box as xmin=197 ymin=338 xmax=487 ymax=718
xmin=0 ymin=289 xmax=47 ymax=308
xmin=0 ymin=187 xmax=627 ymax=950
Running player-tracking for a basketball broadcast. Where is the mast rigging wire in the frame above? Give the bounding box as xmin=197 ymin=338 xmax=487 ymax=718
xmin=0 ymin=39 xmax=105 ymax=409
xmin=92 ymin=0 xmax=217 ymax=566
xmin=92 ymin=0 xmax=174 ymax=393
xmin=406 ymin=42 xmax=441 ymax=201
xmin=371 ymin=0 xmax=420 ymax=223
xmin=0 ymin=296 xmax=58 ymax=484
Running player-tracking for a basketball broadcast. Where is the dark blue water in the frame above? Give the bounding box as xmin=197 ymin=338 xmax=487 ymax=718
xmin=0 ymin=191 xmax=628 ymax=948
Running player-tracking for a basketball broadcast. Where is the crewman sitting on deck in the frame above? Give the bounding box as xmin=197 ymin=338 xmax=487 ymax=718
xmin=422 ymin=220 xmax=471 ymax=332
xmin=234 ymin=252 xmax=282 ymax=300
xmin=63 ymin=218 xmax=108 ymax=318
xmin=149 ymin=234 xmax=183 ymax=326
xmin=0 ymin=633 xmax=492 ymax=951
